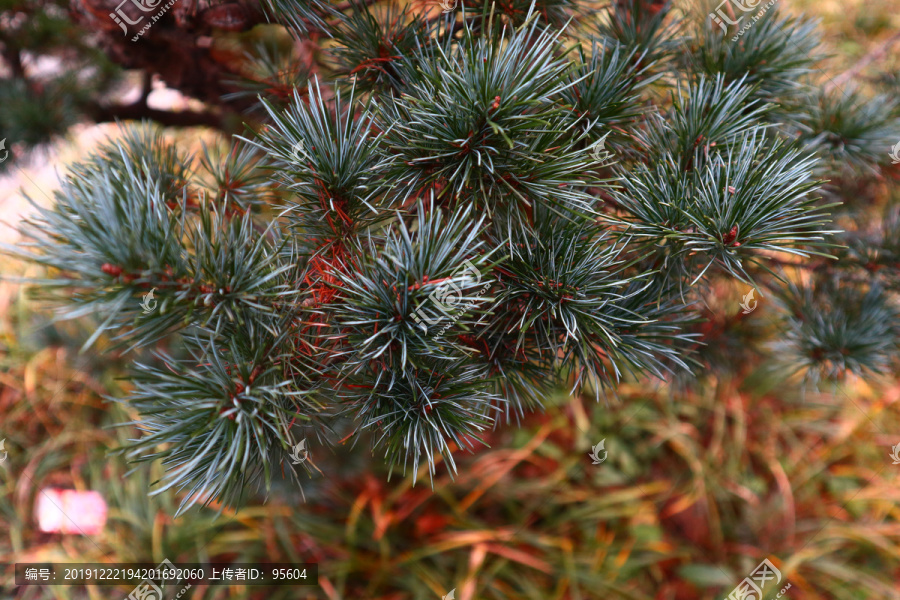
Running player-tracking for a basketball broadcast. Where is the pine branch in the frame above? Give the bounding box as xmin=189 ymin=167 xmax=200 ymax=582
xmin=378 ymin=13 xmax=608 ymax=226
xmin=682 ymin=7 xmax=822 ymax=104
xmin=116 ymin=319 xmax=324 ymax=516
xmin=611 ymin=127 xmax=838 ymax=286
xmin=88 ymin=102 xmax=227 ymax=130
xmin=7 ymin=125 xmax=295 ymax=351
xmin=770 ymin=275 xmax=900 ymax=384
xmin=8 ymin=0 xmax=873 ymax=509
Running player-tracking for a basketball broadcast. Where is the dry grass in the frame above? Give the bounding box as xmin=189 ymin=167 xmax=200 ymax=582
xmin=2 ymin=288 xmax=900 ymax=598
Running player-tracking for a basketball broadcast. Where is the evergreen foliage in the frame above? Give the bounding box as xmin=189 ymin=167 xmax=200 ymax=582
xmin=7 ymin=0 xmax=900 ymax=515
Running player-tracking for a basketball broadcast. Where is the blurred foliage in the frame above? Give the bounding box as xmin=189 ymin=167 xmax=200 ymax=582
xmin=0 ymin=0 xmax=121 ymax=161
xmin=2 ymin=291 xmax=900 ymax=599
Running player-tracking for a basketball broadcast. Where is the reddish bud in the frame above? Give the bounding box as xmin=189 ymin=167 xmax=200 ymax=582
xmin=101 ymin=263 xmax=122 ymax=277
xmin=722 ymin=225 xmax=739 ymax=246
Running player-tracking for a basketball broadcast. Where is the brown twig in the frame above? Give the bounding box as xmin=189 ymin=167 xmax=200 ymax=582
xmin=88 ymin=101 xmax=227 ymax=130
